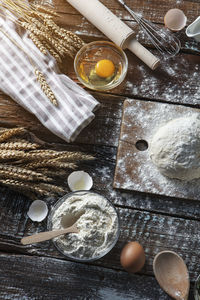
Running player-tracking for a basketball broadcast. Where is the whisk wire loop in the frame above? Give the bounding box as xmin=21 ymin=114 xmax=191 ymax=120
xmin=117 ymin=0 xmax=181 ymax=59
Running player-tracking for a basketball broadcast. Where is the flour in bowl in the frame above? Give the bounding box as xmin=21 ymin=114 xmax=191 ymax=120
xmin=51 ymin=191 xmax=119 ymax=260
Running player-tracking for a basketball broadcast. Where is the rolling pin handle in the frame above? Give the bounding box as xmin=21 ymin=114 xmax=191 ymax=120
xmin=127 ymin=39 xmax=160 ymax=70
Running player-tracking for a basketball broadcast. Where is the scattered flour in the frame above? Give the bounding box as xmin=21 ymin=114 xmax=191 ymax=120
xmin=125 ymin=55 xmax=200 ymax=106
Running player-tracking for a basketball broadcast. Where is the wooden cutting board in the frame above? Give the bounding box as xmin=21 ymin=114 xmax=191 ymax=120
xmin=113 ymin=99 xmax=200 ymax=200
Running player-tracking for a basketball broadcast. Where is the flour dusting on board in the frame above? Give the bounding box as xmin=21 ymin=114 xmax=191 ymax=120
xmin=114 ymin=99 xmax=200 ymax=200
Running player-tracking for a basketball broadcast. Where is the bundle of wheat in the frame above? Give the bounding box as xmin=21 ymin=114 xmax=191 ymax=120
xmin=0 ymin=0 xmax=85 ymax=62
xmin=0 ymin=127 xmax=94 ymax=199
xmin=0 ymin=0 xmax=85 ymax=106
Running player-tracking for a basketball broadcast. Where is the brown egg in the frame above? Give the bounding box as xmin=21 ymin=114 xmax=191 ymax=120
xmin=120 ymin=241 xmax=145 ymax=273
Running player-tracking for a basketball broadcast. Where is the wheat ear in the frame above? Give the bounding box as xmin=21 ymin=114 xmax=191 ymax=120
xmin=32 ymin=4 xmax=59 ymax=17
xmin=54 ymin=152 xmax=94 ymax=162
xmin=36 ymin=168 xmax=66 ymax=177
xmin=0 ymin=127 xmax=26 ymax=142
xmin=0 ymin=164 xmax=52 ymax=181
xmin=29 ymin=32 xmax=47 ymax=54
xmin=0 ymin=27 xmax=58 ymax=106
xmin=0 ymin=179 xmax=51 ymax=196
xmin=39 ymin=183 xmax=64 ymax=194
xmin=0 ymin=167 xmax=52 ymax=182
xmin=34 ymin=69 xmax=58 ymax=106
xmin=0 ymin=150 xmax=27 ymax=160
xmin=25 ymin=160 xmax=77 ymax=170
xmin=0 ymin=141 xmax=39 ymax=150
xmin=45 ymin=43 xmax=62 ymax=63
xmin=44 ymin=19 xmax=85 ymax=49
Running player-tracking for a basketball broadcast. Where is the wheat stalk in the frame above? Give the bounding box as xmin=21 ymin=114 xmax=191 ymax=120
xmin=32 ymin=4 xmax=59 ymax=17
xmin=0 ymin=164 xmax=52 ymax=181
xmin=0 ymin=141 xmax=39 ymax=150
xmin=25 ymin=160 xmax=77 ymax=170
xmin=45 ymin=43 xmax=62 ymax=63
xmin=26 ymin=150 xmax=90 ymax=160
xmin=0 ymin=149 xmax=27 ymax=160
xmin=59 ymin=28 xmax=85 ymax=48
xmin=0 ymin=178 xmax=52 ymax=196
xmin=29 ymin=32 xmax=47 ymax=54
xmin=43 ymin=19 xmax=84 ymax=50
xmin=8 ymin=149 xmax=93 ymax=164
xmin=0 ymin=127 xmax=26 ymax=142
xmin=0 ymin=127 xmax=95 ymax=198
xmin=34 ymin=69 xmax=58 ymax=106
xmin=22 ymin=19 xmax=77 ymax=58
xmin=1 ymin=0 xmax=85 ymax=63
xmin=0 ymin=166 xmax=52 ymax=182
xmin=36 ymin=167 xmax=66 ymax=177
xmin=39 ymin=182 xmax=64 ymax=194
xmin=0 ymin=27 xmax=58 ymax=107
xmin=29 ymin=11 xmax=53 ymax=21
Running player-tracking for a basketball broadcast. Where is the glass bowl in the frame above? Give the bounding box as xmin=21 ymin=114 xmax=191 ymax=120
xmin=47 ymin=190 xmax=120 ymax=262
xmin=194 ymin=275 xmax=200 ymax=300
xmin=74 ymin=41 xmax=128 ymax=91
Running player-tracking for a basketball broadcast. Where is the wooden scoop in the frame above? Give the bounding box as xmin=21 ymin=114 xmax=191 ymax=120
xmin=21 ymin=223 xmax=79 ymax=245
xmin=153 ymin=251 xmax=190 ymax=300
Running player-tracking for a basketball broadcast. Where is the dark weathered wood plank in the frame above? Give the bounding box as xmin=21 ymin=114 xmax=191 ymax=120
xmin=67 ymin=52 xmax=200 ymax=107
xmin=56 ymin=0 xmax=200 ymax=24
xmin=0 ymin=194 xmax=199 ymax=282
xmin=0 ymin=140 xmax=200 ymax=218
xmin=1 ymin=82 xmax=200 ymax=149
xmin=55 ymin=21 xmax=200 ymax=107
xmin=54 ymin=9 xmax=200 ymax=57
xmin=0 ymin=92 xmax=123 ymax=146
xmin=0 ymin=112 xmax=199 ymax=221
xmin=0 ymin=252 xmax=188 ymax=300
xmin=0 ymin=1 xmax=199 ymax=299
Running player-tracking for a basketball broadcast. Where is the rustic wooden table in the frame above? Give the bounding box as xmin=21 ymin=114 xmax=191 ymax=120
xmin=0 ymin=0 xmax=200 ymax=299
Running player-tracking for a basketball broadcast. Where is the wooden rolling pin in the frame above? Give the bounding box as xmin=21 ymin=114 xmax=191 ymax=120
xmin=67 ymin=0 xmax=160 ymax=70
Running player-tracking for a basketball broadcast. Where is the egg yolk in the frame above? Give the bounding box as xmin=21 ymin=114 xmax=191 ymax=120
xmin=95 ymin=59 xmax=115 ymax=78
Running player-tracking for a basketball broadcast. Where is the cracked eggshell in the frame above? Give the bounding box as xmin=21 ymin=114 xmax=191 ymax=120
xmin=67 ymin=171 xmax=93 ymax=191
xmin=27 ymin=200 xmax=48 ymax=222
xmin=164 ymin=8 xmax=187 ymax=31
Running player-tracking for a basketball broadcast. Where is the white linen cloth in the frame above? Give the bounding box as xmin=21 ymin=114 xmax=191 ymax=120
xmin=0 ymin=14 xmax=99 ymax=142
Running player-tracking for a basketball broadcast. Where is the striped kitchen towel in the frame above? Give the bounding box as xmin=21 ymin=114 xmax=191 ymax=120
xmin=0 ymin=14 xmax=99 ymax=142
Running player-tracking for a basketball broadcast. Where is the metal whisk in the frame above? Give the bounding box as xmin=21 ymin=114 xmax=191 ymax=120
xmin=117 ymin=0 xmax=181 ymax=59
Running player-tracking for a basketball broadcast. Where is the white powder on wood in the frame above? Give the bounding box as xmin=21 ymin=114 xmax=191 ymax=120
xmin=51 ymin=192 xmax=119 ymax=260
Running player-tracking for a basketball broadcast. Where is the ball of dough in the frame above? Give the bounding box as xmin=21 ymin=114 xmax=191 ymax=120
xmin=149 ymin=115 xmax=200 ymax=181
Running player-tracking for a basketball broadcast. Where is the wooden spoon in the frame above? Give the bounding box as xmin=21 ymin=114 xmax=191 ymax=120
xmin=21 ymin=223 xmax=79 ymax=245
xmin=153 ymin=251 xmax=190 ymax=300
